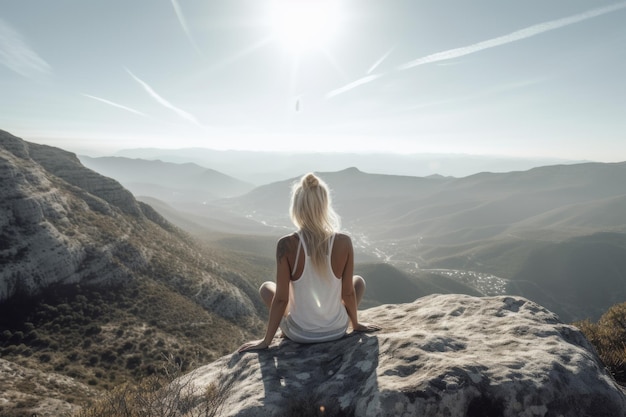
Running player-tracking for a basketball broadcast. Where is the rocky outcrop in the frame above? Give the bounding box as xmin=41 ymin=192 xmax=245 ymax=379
xmin=0 ymin=130 xmax=258 ymax=322
xmin=28 ymin=141 xmax=143 ymax=217
xmin=0 ymin=130 xmax=144 ymax=301
xmin=182 ymin=294 xmax=626 ymax=417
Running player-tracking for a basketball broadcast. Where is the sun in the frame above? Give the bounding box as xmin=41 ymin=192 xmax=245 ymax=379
xmin=269 ymin=0 xmax=342 ymax=52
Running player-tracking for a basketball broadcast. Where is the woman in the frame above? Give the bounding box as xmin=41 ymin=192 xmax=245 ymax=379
xmin=238 ymin=173 xmax=380 ymax=353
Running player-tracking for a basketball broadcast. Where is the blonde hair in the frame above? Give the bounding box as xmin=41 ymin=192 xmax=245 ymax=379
xmin=290 ymin=173 xmax=341 ymax=273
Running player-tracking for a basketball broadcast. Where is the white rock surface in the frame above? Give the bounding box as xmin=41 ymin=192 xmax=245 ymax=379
xmin=0 ymin=130 xmax=140 ymax=301
xmin=1 ymin=129 xmax=259 ymax=321
xmin=0 ymin=358 xmax=99 ymax=417
xmin=182 ymin=294 xmax=626 ymax=417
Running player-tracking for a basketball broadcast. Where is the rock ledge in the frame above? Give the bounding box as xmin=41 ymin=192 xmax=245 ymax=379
xmin=183 ymin=294 xmax=626 ymax=417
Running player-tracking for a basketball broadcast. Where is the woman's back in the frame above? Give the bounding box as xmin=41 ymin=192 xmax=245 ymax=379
xmin=281 ymin=231 xmax=350 ymax=342
xmin=237 ymin=172 xmax=380 ymax=353
xmin=288 ymin=232 xmax=352 ymax=281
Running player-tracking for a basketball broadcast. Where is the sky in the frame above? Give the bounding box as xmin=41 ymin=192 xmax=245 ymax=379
xmin=1 ymin=0 xmax=625 ymax=160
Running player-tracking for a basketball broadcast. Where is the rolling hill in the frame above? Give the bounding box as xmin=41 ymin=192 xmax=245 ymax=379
xmin=211 ymin=164 xmax=626 ymax=242
xmin=2 ymin=128 xmax=625 ymax=415
xmin=77 ymin=144 xmax=626 ymax=322
xmin=205 ymin=165 xmax=626 ymax=322
xmin=79 ymin=155 xmax=254 ymax=203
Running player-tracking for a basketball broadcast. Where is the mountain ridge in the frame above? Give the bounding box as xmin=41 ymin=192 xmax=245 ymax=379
xmin=1 ymin=129 xmax=267 ymax=415
xmin=112 ymin=146 xmax=584 ymax=183
xmin=79 ymin=155 xmax=255 ymax=203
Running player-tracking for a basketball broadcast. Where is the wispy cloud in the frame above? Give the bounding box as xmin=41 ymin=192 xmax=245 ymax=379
xmin=368 ymin=47 xmax=394 ymax=74
xmin=126 ymin=68 xmax=202 ymax=126
xmin=326 ymin=74 xmax=382 ymax=99
xmin=398 ymin=1 xmax=626 ymax=70
xmin=207 ymin=36 xmax=273 ymax=73
xmin=0 ymin=18 xmax=51 ymax=79
xmin=170 ymin=0 xmax=202 ymax=56
xmin=325 ymin=49 xmax=392 ymax=99
xmin=82 ymin=94 xmax=149 ymax=117
xmin=327 ymin=2 xmax=626 ymax=99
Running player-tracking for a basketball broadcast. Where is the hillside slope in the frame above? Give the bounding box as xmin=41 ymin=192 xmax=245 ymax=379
xmin=79 ymin=155 xmax=254 ymax=202
xmin=203 ymin=165 xmax=626 ymax=322
xmin=0 ymin=130 xmax=265 ymax=416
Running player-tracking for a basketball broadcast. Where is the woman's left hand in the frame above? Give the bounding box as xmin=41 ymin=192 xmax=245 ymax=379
xmin=238 ymin=339 xmax=270 ymax=353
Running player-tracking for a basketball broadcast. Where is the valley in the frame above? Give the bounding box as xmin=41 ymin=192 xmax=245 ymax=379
xmin=128 ymin=161 xmax=626 ymax=323
xmin=2 ymin=130 xmax=626 ymax=416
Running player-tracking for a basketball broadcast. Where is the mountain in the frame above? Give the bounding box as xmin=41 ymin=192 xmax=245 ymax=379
xmin=0 ymin=130 xmax=267 ymax=415
xmin=207 ymin=164 xmax=626 ymax=246
xmin=79 ymin=155 xmax=254 ymax=202
xmin=113 ymin=147 xmax=580 ymax=184
xmin=201 ymin=165 xmax=626 ymax=322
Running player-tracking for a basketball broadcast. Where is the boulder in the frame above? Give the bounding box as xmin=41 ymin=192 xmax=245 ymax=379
xmin=182 ymin=294 xmax=626 ymax=417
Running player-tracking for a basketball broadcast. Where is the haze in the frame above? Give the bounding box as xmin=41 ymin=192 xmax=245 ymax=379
xmin=1 ymin=0 xmax=625 ymax=162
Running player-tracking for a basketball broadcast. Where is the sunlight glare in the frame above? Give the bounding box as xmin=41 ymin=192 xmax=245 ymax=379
xmin=270 ymin=0 xmax=342 ymax=51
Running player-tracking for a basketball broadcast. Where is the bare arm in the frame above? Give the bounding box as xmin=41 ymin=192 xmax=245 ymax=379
xmin=340 ymin=235 xmax=381 ymax=333
xmin=238 ymin=236 xmax=292 ymax=353
xmin=340 ymin=235 xmax=360 ymax=329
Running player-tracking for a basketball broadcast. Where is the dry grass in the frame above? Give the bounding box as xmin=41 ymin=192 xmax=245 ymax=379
xmin=68 ymin=354 xmax=233 ymax=417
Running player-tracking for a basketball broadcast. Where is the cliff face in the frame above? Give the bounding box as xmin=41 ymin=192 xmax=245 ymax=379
xmin=1 ymin=130 xmax=141 ymax=300
xmin=182 ymin=294 xmax=626 ymax=417
xmin=0 ymin=130 xmax=256 ymax=321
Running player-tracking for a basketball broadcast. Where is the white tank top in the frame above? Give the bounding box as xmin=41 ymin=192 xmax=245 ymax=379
xmin=279 ymin=232 xmax=349 ymax=343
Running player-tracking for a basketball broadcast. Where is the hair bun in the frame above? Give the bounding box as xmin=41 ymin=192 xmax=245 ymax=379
xmin=303 ymin=173 xmax=319 ymax=188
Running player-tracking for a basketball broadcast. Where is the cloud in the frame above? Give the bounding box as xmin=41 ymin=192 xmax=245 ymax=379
xmin=82 ymin=94 xmax=149 ymax=117
xmin=368 ymin=47 xmax=394 ymax=74
xmin=398 ymin=1 xmax=626 ymax=70
xmin=170 ymin=0 xmax=202 ymax=56
xmin=126 ymin=68 xmax=202 ymax=126
xmin=326 ymin=74 xmax=382 ymax=99
xmin=327 ymin=2 xmax=626 ymax=99
xmin=0 ymin=19 xmax=51 ymax=79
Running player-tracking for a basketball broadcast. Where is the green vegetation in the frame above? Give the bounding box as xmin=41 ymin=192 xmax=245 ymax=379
xmin=0 ymin=224 xmax=270 ymax=416
xmin=0 ymin=279 xmax=237 ymax=390
xmin=575 ymin=301 xmax=626 ymax=385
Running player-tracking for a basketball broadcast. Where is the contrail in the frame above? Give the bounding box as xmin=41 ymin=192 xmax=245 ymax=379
xmin=326 ymin=49 xmax=392 ymax=98
xmin=170 ymin=0 xmax=203 ymax=56
xmin=398 ymin=1 xmax=626 ymax=70
xmin=126 ymin=68 xmax=202 ymax=126
xmin=368 ymin=47 xmax=394 ymax=74
xmin=207 ymin=36 xmax=273 ymax=73
xmin=0 ymin=18 xmax=51 ymax=79
xmin=327 ymin=2 xmax=626 ymax=98
xmin=326 ymin=74 xmax=382 ymax=99
xmin=82 ymin=94 xmax=149 ymax=117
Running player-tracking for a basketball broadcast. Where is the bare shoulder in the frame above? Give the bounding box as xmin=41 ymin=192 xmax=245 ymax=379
xmin=276 ymin=233 xmax=299 ymax=260
xmin=333 ymin=233 xmax=353 ymax=249
xmin=278 ymin=232 xmax=299 ymax=246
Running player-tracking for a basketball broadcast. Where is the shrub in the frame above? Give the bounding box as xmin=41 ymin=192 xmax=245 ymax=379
xmin=576 ymin=302 xmax=626 ymax=385
xmin=10 ymin=331 xmax=24 ymax=343
xmin=126 ymin=355 xmax=142 ymax=370
xmin=85 ymin=324 xmax=101 ymax=336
